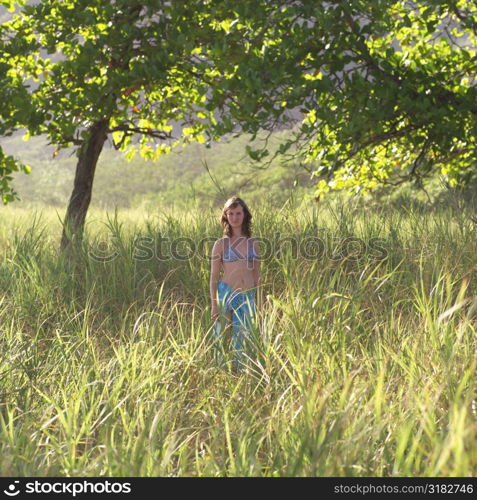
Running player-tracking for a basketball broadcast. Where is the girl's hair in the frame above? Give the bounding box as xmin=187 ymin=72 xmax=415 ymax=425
xmin=220 ymin=196 xmax=252 ymax=237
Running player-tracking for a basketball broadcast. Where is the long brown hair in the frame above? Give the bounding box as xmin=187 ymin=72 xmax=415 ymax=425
xmin=220 ymin=196 xmax=252 ymax=238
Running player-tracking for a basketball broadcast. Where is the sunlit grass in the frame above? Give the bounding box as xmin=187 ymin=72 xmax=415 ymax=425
xmin=0 ymin=199 xmax=475 ymax=476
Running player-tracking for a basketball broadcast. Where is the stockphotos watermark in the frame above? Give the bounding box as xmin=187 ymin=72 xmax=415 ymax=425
xmin=2 ymin=479 xmax=132 ymax=497
xmin=87 ymin=232 xmax=388 ymax=266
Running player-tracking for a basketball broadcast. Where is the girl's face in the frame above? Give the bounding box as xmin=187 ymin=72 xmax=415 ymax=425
xmin=226 ymin=205 xmax=244 ymax=228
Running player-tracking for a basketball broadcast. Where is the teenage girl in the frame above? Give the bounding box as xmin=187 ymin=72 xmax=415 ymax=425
xmin=210 ymin=196 xmax=261 ymax=369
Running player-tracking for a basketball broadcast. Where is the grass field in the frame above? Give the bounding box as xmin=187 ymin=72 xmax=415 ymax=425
xmin=0 ymin=198 xmax=475 ymax=476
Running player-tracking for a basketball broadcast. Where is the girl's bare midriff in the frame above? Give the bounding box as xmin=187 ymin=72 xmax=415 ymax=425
xmin=221 ymin=237 xmax=257 ymax=292
xmin=222 ymin=261 xmax=256 ymax=292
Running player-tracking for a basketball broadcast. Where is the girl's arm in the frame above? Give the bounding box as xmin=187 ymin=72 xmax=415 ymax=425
xmin=210 ymin=239 xmax=223 ymax=321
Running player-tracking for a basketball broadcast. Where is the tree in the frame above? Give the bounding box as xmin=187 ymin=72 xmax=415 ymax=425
xmin=0 ymin=0 xmax=274 ymax=249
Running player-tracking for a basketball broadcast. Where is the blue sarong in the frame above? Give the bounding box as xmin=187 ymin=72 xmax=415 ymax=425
xmin=213 ymin=280 xmax=256 ymax=370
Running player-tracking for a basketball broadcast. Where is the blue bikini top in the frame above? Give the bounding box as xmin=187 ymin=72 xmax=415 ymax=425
xmin=222 ymin=238 xmax=258 ymax=263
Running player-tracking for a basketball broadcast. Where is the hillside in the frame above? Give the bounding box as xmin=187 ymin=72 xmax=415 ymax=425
xmin=3 ymin=130 xmax=315 ymax=210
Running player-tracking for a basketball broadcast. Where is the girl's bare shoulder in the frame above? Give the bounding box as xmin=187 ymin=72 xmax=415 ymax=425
xmin=212 ymin=237 xmax=226 ymax=252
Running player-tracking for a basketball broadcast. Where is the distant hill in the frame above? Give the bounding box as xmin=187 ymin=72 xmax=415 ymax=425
xmin=3 ymin=130 xmax=315 ymax=210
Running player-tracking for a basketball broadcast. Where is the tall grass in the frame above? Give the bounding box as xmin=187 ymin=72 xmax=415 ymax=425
xmin=0 ymin=199 xmax=475 ymax=476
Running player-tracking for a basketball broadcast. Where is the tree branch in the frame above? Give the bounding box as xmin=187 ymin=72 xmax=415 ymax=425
xmin=108 ymin=126 xmax=173 ymax=140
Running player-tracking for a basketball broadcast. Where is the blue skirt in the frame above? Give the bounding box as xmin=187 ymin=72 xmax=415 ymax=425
xmin=213 ymin=280 xmax=256 ymax=367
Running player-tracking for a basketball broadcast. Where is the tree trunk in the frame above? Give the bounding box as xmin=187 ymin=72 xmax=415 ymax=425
xmin=60 ymin=119 xmax=109 ymax=251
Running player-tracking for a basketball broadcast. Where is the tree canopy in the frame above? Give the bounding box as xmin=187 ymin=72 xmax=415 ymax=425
xmin=212 ymin=0 xmax=477 ymax=195
xmin=1 ymin=0 xmax=476 ymax=218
